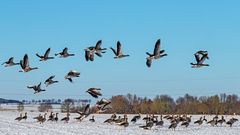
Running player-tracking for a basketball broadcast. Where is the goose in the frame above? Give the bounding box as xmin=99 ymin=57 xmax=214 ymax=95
xmin=207 ymin=118 xmax=217 ymax=126
xmin=146 ymin=39 xmax=167 ymax=68
xmin=181 ymin=121 xmax=190 ymax=128
xmin=36 ymin=48 xmax=54 ymax=61
xmin=54 ymin=113 xmax=59 ymax=122
xmin=84 ymin=47 xmax=95 ymax=61
xmin=110 ymin=41 xmax=129 ymax=59
xmin=194 ymin=117 xmax=203 ymax=125
xmin=191 ymin=50 xmax=209 ymax=68
xmin=156 ymin=115 xmax=164 ymax=126
xmin=168 ymin=121 xmax=178 ymax=130
xmin=96 ymin=98 xmax=111 ymax=107
xmin=38 ymin=113 xmax=47 ymax=124
xmin=55 ymin=47 xmax=74 ymax=58
xmin=15 ymin=113 xmax=22 ymax=121
xmin=19 ymin=54 xmax=38 ymax=72
xmin=86 ymin=88 xmax=102 ymax=98
xmin=22 ymin=112 xmax=27 ymax=121
xmin=47 ymin=112 xmax=54 ymax=121
xmin=140 ymin=120 xmax=154 ymax=130
xmin=44 ymin=75 xmax=58 ymax=87
xmin=64 ymin=70 xmax=80 ymax=83
xmin=226 ymin=118 xmax=238 ymax=127
xmin=118 ymin=118 xmax=129 ymax=127
xmin=2 ymin=57 xmax=20 ymax=67
xmin=75 ymin=104 xmax=90 ymax=121
xmin=217 ymin=116 xmax=226 ymax=125
xmin=27 ymin=82 xmax=46 ymax=94
xmin=61 ymin=113 xmax=70 ymax=123
xmin=33 ymin=114 xmax=42 ymax=120
xmin=131 ymin=113 xmax=141 ymax=123
xmin=89 ymin=115 xmax=95 ymax=122
xmin=94 ymin=40 xmax=107 ymax=57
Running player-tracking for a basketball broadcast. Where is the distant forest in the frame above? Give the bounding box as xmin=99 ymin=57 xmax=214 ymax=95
xmin=109 ymin=93 xmax=240 ymax=115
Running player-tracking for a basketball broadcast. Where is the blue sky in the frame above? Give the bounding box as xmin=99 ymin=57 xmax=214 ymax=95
xmin=0 ymin=0 xmax=239 ymax=101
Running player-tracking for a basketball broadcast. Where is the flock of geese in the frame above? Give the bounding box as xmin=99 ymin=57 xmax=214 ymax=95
xmin=2 ymin=39 xmax=209 ymax=94
xmin=14 ymin=111 xmax=238 ymax=130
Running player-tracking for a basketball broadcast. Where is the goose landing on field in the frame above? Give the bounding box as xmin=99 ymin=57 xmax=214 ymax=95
xmin=27 ymin=82 xmax=46 ymax=94
xmin=19 ymin=54 xmax=38 ymax=72
xmin=36 ymin=48 xmax=54 ymax=61
xmin=2 ymin=57 xmax=20 ymax=67
xmin=64 ymin=70 xmax=80 ymax=83
xmin=55 ymin=47 xmax=74 ymax=58
xmin=146 ymin=39 xmax=167 ymax=68
xmin=110 ymin=41 xmax=129 ymax=59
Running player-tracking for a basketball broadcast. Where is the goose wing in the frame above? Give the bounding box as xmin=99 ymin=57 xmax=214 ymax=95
xmin=110 ymin=47 xmax=117 ymax=56
xmin=9 ymin=57 xmax=14 ymax=63
xmin=117 ymin=41 xmax=122 ymax=55
xmin=23 ymin=54 xmax=29 ymax=68
xmin=153 ymin=39 xmax=160 ymax=56
xmin=194 ymin=53 xmax=201 ymax=63
xmin=63 ymin=47 xmax=68 ymax=54
xmin=44 ymin=48 xmax=51 ymax=58
xmin=90 ymin=53 xmax=94 ymax=61
xmin=85 ymin=50 xmax=90 ymax=61
xmin=95 ymin=40 xmax=102 ymax=50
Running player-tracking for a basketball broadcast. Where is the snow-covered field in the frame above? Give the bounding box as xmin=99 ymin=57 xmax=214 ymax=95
xmin=0 ymin=110 xmax=240 ymax=135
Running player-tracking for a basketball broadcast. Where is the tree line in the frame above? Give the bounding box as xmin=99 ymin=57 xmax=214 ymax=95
xmin=110 ymin=93 xmax=240 ymax=115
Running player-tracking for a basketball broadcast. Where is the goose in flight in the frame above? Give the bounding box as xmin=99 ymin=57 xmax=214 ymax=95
xmin=146 ymin=39 xmax=167 ymax=68
xmin=110 ymin=41 xmax=129 ymax=59
xmin=19 ymin=54 xmax=38 ymax=72
xmin=94 ymin=40 xmax=107 ymax=57
xmin=27 ymin=82 xmax=46 ymax=94
xmin=86 ymin=88 xmax=102 ymax=98
xmin=36 ymin=48 xmax=54 ymax=61
xmin=44 ymin=75 xmax=58 ymax=87
xmin=191 ymin=50 xmax=209 ymax=68
xmin=2 ymin=57 xmax=20 ymax=67
xmin=75 ymin=104 xmax=91 ymax=121
xmin=84 ymin=47 xmax=95 ymax=61
xmin=96 ymin=98 xmax=111 ymax=113
xmin=64 ymin=70 xmax=80 ymax=83
xmin=55 ymin=47 xmax=74 ymax=58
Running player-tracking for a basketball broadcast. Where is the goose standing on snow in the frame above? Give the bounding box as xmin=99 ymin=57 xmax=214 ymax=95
xmin=146 ymin=39 xmax=167 ymax=68
xmin=55 ymin=47 xmax=74 ymax=58
xmin=86 ymin=88 xmax=102 ymax=98
xmin=19 ymin=54 xmax=38 ymax=72
xmin=2 ymin=57 xmax=20 ymax=67
xmin=61 ymin=113 xmax=70 ymax=123
xmin=15 ymin=113 xmax=22 ymax=121
xmin=131 ymin=113 xmax=141 ymax=123
xmin=27 ymin=82 xmax=46 ymax=94
xmin=89 ymin=115 xmax=95 ymax=122
xmin=22 ymin=112 xmax=27 ymax=121
xmin=64 ymin=70 xmax=80 ymax=83
xmin=44 ymin=75 xmax=58 ymax=87
xmin=36 ymin=48 xmax=54 ymax=61
xmin=110 ymin=41 xmax=129 ymax=59
xmin=191 ymin=50 xmax=209 ymax=68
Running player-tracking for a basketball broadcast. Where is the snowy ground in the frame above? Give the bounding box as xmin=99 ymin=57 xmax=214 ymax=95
xmin=0 ymin=110 xmax=240 ymax=135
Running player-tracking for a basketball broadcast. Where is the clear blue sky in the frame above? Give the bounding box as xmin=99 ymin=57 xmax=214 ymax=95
xmin=0 ymin=0 xmax=239 ymax=101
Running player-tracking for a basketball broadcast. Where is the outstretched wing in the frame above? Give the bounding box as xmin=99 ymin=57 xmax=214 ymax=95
xmin=9 ymin=57 xmax=14 ymax=63
xmin=23 ymin=54 xmax=29 ymax=68
xmin=110 ymin=47 xmax=117 ymax=56
xmin=85 ymin=50 xmax=90 ymax=61
xmin=194 ymin=53 xmax=200 ymax=63
xmin=95 ymin=40 xmax=102 ymax=50
xmin=117 ymin=41 xmax=122 ymax=55
xmin=63 ymin=47 xmax=68 ymax=54
xmin=153 ymin=39 xmax=160 ymax=56
xmin=44 ymin=48 xmax=51 ymax=58
xmin=146 ymin=58 xmax=152 ymax=68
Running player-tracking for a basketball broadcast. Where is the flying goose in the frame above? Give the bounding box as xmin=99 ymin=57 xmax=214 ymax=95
xmin=15 ymin=113 xmax=22 ymax=121
xmin=19 ymin=54 xmax=38 ymax=72
xmin=27 ymin=82 xmax=46 ymax=94
xmin=84 ymin=47 xmax=95 ymax=62
xmin=36 ymin=48 xmax=54 ymax=61
xmin=94 ymin=40 xmax=107 ymax=57
xmin=96 ymin=98 xmax=111 ymax=113
xmin=64 ymin=70 xmax=80 ymax=83
xmin=44 ymin=75 xmax=58 ymax=87
xmin=75 ymin=104 xmax=91 ymax=121
xmin=110 ymin=41 xmax=129 ymax=59
xmin=86 ymin=88 xmax=102 ymax=98
xmin=191 ymin=50 xmax=209 ymax=68
xmin=2 ymin=57 xmax=20 ymax=67
xmin=55 ymin=47 xmax=74 ymax=58
xmin=146 ymin=39 xmax=167 ymax=68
